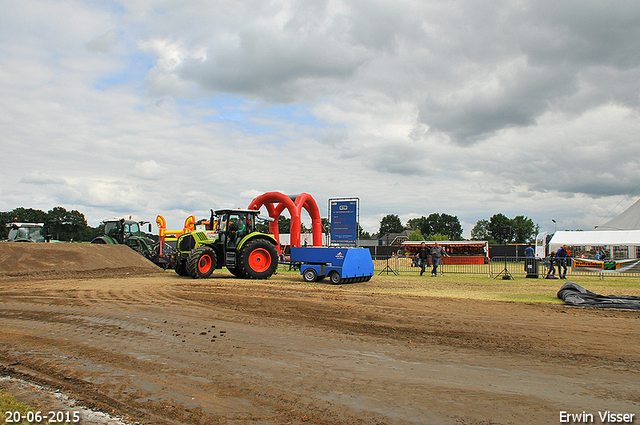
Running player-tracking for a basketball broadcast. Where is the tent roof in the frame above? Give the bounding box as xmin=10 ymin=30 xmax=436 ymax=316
xmin=595 ymin=198 xmax=640 ymax=230
xmin=549 ymin=230 xmax=640 ymax=251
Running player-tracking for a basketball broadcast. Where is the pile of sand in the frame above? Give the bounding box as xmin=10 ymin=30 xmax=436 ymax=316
xmin=0 ymin=243 xmax=164 ymax=280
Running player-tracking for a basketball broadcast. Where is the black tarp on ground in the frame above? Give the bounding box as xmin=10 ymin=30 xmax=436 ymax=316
xmin=557 ymin=282 xmax=640 ymax=310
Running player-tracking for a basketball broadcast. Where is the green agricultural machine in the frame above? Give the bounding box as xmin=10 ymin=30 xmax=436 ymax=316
xmin=5 ymin=223 xmax=49 ymax=242
xmin=91 ymin=218 xmax=173 ymax=269
xmin=174 ymin=209 xmax=278 ymax=279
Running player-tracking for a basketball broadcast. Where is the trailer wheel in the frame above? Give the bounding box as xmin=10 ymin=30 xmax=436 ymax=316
xmin=329 ymin=271 xmax=341 ymax=284
xmin=302 ymin=268 xmax=318 ymax=282
xmin=238 ymin=239 xmax=278 ymax=279
xmin=186 ymin=246 xmax=217 ymax=279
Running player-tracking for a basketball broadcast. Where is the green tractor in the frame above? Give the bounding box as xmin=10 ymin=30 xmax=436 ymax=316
xmin=5 ymin=223 xmax=50 ymax=242
xmin=174 ymin=209 xmax=279 ymax=279
xmin=91 ymin=218 xmax=173 ymax=269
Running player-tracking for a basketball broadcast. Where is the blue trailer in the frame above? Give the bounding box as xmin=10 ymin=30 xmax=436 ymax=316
xmin=290 ymin=247 xmax=374 ymax=284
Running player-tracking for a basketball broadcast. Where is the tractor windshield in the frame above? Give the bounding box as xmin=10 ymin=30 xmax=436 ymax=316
xmin=7 ymin=226 xmax=44 ymax=242
xmin=228 ymin=213 xmax=255 ymax=234
xmin=104 ymin=222 xmax=120 ymax=238
xmin=216 ymin=217 xmax=227 ymax=232
xmin=124 ymin=222 xmax=141 ymax=237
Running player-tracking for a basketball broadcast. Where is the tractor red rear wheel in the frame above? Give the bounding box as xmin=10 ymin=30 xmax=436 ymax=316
xmin=238 ymin=239 xmax=278 ymax=279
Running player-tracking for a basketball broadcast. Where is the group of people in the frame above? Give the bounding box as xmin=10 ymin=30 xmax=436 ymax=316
xmin=546 ymin=245 xmax=570 ymax=279
xmin=414 ymin=242 xmax=449 ymax=277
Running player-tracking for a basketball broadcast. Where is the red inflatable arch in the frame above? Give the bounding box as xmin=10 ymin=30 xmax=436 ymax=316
xmin=249 ymin=192 xmax=323 ymax=249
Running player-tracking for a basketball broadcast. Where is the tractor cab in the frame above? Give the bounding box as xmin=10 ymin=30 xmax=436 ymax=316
xmin=101 ymin=219 xmax=149 ymax=244
xmin=93 ymin=219 xmax=154 ymax=250
xmin=215 ymin=209 xmax=258 ymax=249
xmin=5 ymin=223 xmax=48 ymax=242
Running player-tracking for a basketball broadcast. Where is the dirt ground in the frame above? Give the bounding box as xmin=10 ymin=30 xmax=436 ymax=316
xmin=0 ymin=244 xmax=639 ymax=424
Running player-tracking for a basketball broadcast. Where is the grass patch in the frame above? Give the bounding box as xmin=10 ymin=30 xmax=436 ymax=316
xmin=363 ymin=273 xmax=640 ymax=303
xmin=274 ymin=265 xmax=640 ymax=304
xmin=0 ymin=390 xmax=34 ymax=424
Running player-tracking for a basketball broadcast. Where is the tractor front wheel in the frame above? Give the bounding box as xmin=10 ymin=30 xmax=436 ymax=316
xmin=174 ymin=258 xmax=189 ymax=276
xmin=186 ymin=246 xmax=217 ymax=279
xmin=238 ymin=239 xmax=278 ymax=279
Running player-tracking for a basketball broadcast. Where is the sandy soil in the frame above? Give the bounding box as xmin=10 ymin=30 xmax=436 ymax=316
xmin=0 ymin=244 xmax=639 ymax=424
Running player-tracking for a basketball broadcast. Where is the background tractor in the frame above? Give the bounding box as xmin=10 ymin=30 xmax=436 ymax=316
xmin=4 ymin=223 xmax=50 ymax=242
xmin=91 ymin=218 xmax=173 ymax=269
xmin=174 ymin=209 xmax=278 ymax=279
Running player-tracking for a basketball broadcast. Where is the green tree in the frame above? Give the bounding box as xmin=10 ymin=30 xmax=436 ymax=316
xmin=1 ymin=207 xmax=95 ymax=241
xmin=485 ymin=213 xmax=539 ymax=244
xmin=470 ymin=219 xmax=491 ymax=241
xmin=412 ymin=213 xmax=463 ymax=241
xmin=358 ymin=223 xmax=372 ymax=239
xmin=7 ymin=207 xmax=48 ymax=223
xmin=409 ymin=229 xmax=424 ymax=241
xmin=435 ymin=213 xmax=463 ymax=241
xmin=511 ymin=215 xmax=538 ymax=243
xmin=47 ymin=207 xmax=88 ymax=241
xmin=426 ymin=233 xmax=449 ymax=241
xmin=489 ymin=213 xmax=513 ymax=243
xmin=0 ymin=211 xmax=11 ymax=239
xmin=406 ymin=217 xmax=426 ymax=231
xmin=278 ymin=216 xmax=291 ymax=233
xmin=321 ymin=218 xmax=331 ymax=234
xmin=378 ymin=214 xmax=404 ymax=237
xmin=255 ymin=219 xmax=269 ymax=233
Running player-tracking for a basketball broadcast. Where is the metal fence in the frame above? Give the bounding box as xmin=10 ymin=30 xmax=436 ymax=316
xmin=372 ymin=255 xmax=640 ymax=279
xmin=373 ymin=255 xmax=492 ymax=276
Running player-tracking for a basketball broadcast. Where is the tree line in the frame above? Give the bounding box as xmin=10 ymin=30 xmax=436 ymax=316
xmin=377 ymin=212 xmax=538 ymax=244
xmin=0 ymin=207 xmax=101 ymax=242
xmin=2 ymin=206 xmax=539 ymax=244
xmin=469 ymin=213 xmax=538 ymax=243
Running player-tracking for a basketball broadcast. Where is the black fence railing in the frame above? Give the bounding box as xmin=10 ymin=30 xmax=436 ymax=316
xmin=371 ymin=255 xmax=640 ymax=279
xmin=278 ymin=255 xmax=640 ymax=279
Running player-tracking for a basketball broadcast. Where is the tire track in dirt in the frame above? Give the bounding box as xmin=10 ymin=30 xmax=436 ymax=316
xmin=1 ymin=273 xmax=640 ymax=424
xmin=163 ymin=282 xmax=640 ymax=368
xmin=0 ymin=305 xmax=237 ymax=424
xmin=0 ymin=281 xmax=338 ymax=424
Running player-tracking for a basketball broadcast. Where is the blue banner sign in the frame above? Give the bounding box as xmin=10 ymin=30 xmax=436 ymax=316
xmin=330 ymin=200 xmax=357 ymax=245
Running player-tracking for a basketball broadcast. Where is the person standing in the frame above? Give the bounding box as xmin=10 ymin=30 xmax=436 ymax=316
xmin=525 ymin=244 xmax=534 ymax=257
xmin=415 ymin=242 xmax=431 ymax=276
xmin=430 ymin=242 xmax=449 ymax=276
xmin=556 ymin=245 xmax=569 ymax=279
xmin=545 ymin=251 xmax=557 ymax=278
xmin=524 ymin=243 xmax=535 ymax=275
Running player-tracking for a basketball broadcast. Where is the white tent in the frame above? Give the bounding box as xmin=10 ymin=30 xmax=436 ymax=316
xmin=595 ymin=198 xmax=640 ymax=231
xmin=548 ymin=230 xmax=640 ymax=252
xmin=547 ymin=199 xmax=640 ymax=258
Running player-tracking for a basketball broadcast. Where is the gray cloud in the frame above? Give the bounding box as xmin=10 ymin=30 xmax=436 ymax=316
xmin=86 ymin=30 xmax=120 ymax=53
xmin=2 ymin=0 xmax=640 ymax=236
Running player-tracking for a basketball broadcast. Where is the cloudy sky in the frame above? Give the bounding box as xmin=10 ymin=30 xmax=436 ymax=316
xmin=2 ymin=0 xmax=640 ymax=237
